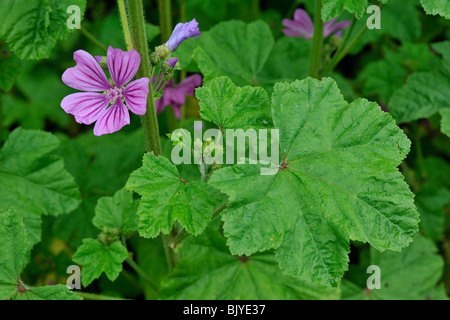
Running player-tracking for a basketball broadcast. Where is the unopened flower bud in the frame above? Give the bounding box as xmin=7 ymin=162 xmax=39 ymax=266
xmin=155 ymin=45 xmax=170 ymax=60
xmin=150 ymin=54 xmax=160 ymax=66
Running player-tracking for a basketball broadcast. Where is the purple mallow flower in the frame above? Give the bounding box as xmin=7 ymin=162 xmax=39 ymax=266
xmin=154 ymin=74 xmax=202 ymax=118
xmin=282 ymin=9 xmax=351 ymax=39
xmin=61 ymin=46 xmax=150 ymax=136
xmin=165 ymin=19 xmax=201 ymax=51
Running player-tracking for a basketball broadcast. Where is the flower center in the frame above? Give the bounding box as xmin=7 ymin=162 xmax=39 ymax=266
xmin=105 ymin=87 xmax=123 ymax=104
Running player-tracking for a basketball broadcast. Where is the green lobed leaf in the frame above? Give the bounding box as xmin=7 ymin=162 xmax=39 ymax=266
xmin=196 ymin=76 xmax=272 ymax=129
xmin=72 ymin=239 xmax=128 ymax=287
xmin=322 ymin=0 xmax=368 ymax=21
xmin=420 ymin=0 xmax=450 ymax=19
xmin=160 ymin=223 xmax=340 ymax=300
xmin=357 ymin=43 xmax=440 ymax=105
xmin=386 ymin=43 xmax=442 ymax=73
xmin=11 ymin=284 xmax=82 ymax=300
xmin=210 ymin=77 xmax=419 ymax=286
xmin=93 ymin=188 xmax=139 ymax=235
xmin=0 ymin=46 xmax=21 ymax=92
xmin=0 ymin=128 xmax=81 ymax=245
xmin=0 ymin=210 xmax=81 ymax=300
xmin=193 ymin=20 xmax=274 ymax=86
xmin=440 ymin=108 xmax=450 ymax=137
xmin=389 ymin=41 xmax=450 ymax=125
xmin=126 ymin=153 xmax=225 ymax=238
xmin=0 ymin=0 xmax=87 ymax=60
xmin=358 ymin=58 xmax=407 ymax=105
xmin=416 ymin=184 xmax=450 ymax=241
xmin=52 ymin=130 xmax=145 ymax=249
xmin=257 ymin=37 xmax=311 ymax=89
xmin=0 ymin=210 xmax=32 ymax=296
xmin=342 ymin=235 xmax=447 ymax=300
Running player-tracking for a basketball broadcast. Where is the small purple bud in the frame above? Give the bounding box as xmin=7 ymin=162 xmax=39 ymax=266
xmin=95 ymin=55 xmax=107 ymax=64
xmin=165 ymin=18 xmax=201 ymax=52
xmin=166 ymin=58 xmax=179 ymax=68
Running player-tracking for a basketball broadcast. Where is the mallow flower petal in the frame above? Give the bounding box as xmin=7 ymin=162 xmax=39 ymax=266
xmin=93 ymin=99 xmax=130 ymax=136
xmin=61 ymin=92 xmax=109 ymax=125
xmin=165 ymin=18 xmax=201 ymax=51
xmin=324 ymin=19 xmax=352 ymax=37
xmin=122 ymin=78 xmax=150 ymax=116
xmin=176 ymin=74 xmax=203 ymax=96
xmin=172 ymin=103 xmax=183 ymax=119
xmin=282 ymin=28 xmax=310 ymax=39
xmin=62 ymin=50 xmax=111 ymax=92
xmin=293 ymin=9 xmax=314 ymax=34
xmin=164 ymin=87 xmax=187 ymax=107
xmin=107 ymin=46 xmax=141 ymax=88
xmin=294 ymin=9 xmax=313 ymax=26
xmin=282 ymin=19 xmax=313 ymax=38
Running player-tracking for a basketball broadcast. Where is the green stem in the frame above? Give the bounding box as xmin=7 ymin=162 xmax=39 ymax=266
xmin=179 ymin=0 xmax=187 ymax=83
xmin=0 ymin=94 xmax=3 ymax=139
xmin=158 ymin=0 xmax=173 ymax=41
xmin=179 ymin=0 xmax=186 ymax=23
xmin=171 ymin=201 xmax=229 ymax=248
xmin=309 ymin=0 xmax=324 ymax=78
xmin=126 ymin=257 xmax=158 ymax=292
xmin=321 ymin=21 xmax=366 ymax=77
xmin=320 ymin=16 xmax=356 ymax=77
xmin=78 ymin=292 xmax=127 ymax=300
xmin=117 ymin=0 xmax=133 ymax=51
xmin=162 ymin=234 xmax=176 ymax=272
xmin=199 ymin=162 xmax=207 ymax=182
xmin=413 ymin=122 xmax=426 ymax=180
xmin=158 ymin=0 xmax=178 ymax=132
xmin=251 ymin=0 xmax=260 ymax=20
xmin=80 ymin=29 xmax=108 ymax=53
xmin=126 ymin=0 xmax=162 ymax=155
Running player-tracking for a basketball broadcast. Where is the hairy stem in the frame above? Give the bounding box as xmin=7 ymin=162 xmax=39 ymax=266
xmin=179 ymin=0 xmax=186 ymax=23
xmin=162 ymin=234 xmax=176 ymax=272
xmin=320 ymin=16 xmax=356 ymax=77
xmin=117 ymin=0 xmax=133 ymax=51
xmin=321 ymin=21 xmax=366 ymax=77
xmin=309 ymin=0 xmax=324 ymax=78
xmin=126 ymin=0 xmax=162 ymax=155
xmin=179 ymin=0 xmax=187 ymax=101
xmin=251 ymin=0 xmax=260 ymax=20
xmin=413 ymin=122 xmax=427 ymax=180
xmin=158 ymin=0 xmax=173 ymax=41
xmin=126 ymin=257 xmax=159 ymax=292
xmin=158 ymin=0 xmax=178 ymax=132
xmin=171 ymin=201 xmax=229 ymax=248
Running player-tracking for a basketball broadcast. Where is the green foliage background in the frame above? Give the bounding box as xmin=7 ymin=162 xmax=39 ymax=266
xmin=0 ymin=0 xmax=449 ymax=300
